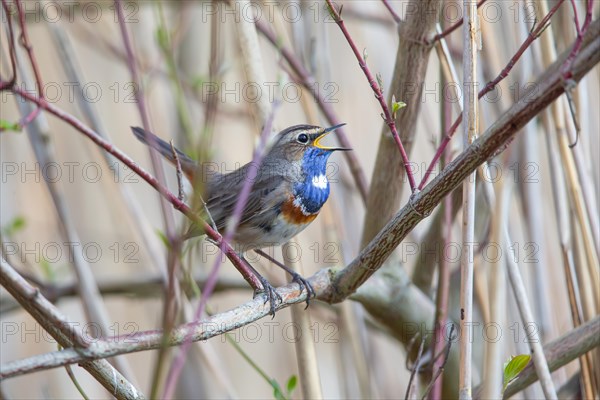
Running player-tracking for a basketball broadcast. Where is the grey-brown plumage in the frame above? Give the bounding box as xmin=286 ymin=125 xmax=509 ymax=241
xmin=131 ymin=124 xmax=348 ymax=250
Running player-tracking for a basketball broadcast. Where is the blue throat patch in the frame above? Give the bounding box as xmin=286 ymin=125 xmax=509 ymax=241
xmin=293 ymin=147 xmax=332 ymax=214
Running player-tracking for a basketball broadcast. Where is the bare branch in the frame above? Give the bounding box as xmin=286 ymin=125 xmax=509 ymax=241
xmin=0 ymin=258 xmax=144 ymax=398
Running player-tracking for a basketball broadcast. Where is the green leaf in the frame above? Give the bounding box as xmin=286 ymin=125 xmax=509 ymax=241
xmin=271 ymin=378 xmax=286 ymax=400
xmin=391 ymin=95 xmax=407 ymax=119
xmin=286 ymin=375 xmax=297 ymax=395
xmin=363 ymin=48 xmax=368 ymax=61
xmin=155 ymin=229 xmax=170 ymax=249
xmin=0 ymin=119 xmax=21 ymax=132
xmin=503 ymin=354 xmax=531 ymax=392
xmin=2 ymin=215 xmax=26 ymax=237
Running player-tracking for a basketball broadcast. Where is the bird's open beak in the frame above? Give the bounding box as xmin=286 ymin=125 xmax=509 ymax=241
xmin=312 ymin=123 xmax=352 ymax=151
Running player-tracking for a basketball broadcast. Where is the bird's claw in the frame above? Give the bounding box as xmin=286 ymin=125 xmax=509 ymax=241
xmin=289 ymin=272 xmax=315 ymax=309
xmin=253 ymin=275 xmax=282 ymax=317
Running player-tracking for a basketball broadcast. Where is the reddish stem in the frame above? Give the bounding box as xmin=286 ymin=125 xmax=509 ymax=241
xmin=427 ymin=0 xmax=488 ymax=44
xmin=561 ymin=0 xmax=594 ymax=78
xmin=429 ymin=86 xmax=454 ymax=399
xmin=163 ymin=105 xmax=279 ymax=399
xmin=325 ymin=0 xmax=416 ymax=192
xmin=5 ymin=86 xmax=262 ymax=292
xmin=381 ymin=0 xmax=401 ymax=23
xmin=418 ymin=0 xmax=566 ymax=190
xmin=255 ymin=20 xmax=369 ymax=203
xmin=13 ymin=0 xmax=43 ymax=128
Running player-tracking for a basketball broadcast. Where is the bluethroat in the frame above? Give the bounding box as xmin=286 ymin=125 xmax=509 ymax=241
xmin=132 ymin=124 xmax=349 ymax=308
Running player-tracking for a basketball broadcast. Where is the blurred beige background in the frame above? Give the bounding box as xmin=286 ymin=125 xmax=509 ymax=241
xmin=1 ymin=1 xmax=599 ymax=398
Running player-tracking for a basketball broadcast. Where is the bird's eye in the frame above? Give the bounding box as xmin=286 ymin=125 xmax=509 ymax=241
xmin=297 ymin=133 xmax=309 ymax=144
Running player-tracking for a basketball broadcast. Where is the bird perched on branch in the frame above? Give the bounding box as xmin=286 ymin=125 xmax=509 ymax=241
xmin=132 ymin=124 xmax=348 ymax=311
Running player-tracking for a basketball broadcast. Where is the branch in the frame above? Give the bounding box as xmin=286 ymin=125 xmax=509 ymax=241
xmin=162 ymin=104 xmax=278 ymax=398
xmin=426 ymin=0 xmax=488 ymax=44
xmin=321 ymin=17 xmax=600 ymax=302
xmin=0 ymin=258 xmax=144 ymax=398
xmin=0 ymin=269 xmax=333 ymax=378
xmin=254 ymin=19 xmax=369 ymax=203
xmin=418 ymin=0 xmax=567 ymax=190
xmin=0 ymin=273 xmax=249 ymax=314
xmin=380 ymin=0 xmax=401 ymax=23
xmin=496 ymin=316 xmax=598 ymax=398
xmin=458 ymin=1 xmax=479 ymax=398
xmin=325 ymin=0 xmax=416 ymax=192
xmin=1 ymin=17 xmax=598 ymax=381
xmin=360 ymin=0 xmax=440 ymax=247
xmin=2 ymin=86 xmax=263 ymax=293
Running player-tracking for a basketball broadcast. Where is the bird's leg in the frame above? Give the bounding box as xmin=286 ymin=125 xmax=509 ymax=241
xmin=202 ymin=239 xmax=281 ymax=315
xmin=240 ymin=254 xmax=282 ymax=317
xmin=254 ymin=249 xmax=315 ymax=308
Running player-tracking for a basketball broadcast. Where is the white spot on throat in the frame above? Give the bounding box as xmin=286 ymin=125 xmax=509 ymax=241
xmin=311 ymin=174 xmax=328 ymax=190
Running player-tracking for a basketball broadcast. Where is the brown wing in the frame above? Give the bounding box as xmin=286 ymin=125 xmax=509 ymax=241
xmin=204 ymin=163 xmax=288 ymax=232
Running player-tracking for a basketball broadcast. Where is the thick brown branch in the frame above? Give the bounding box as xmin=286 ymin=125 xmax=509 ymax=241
xmin=322 ymin=18 xmax=600 ymax=302
xmin=1 ymin=17 xmax=598 ymax=384
xmin=480 ymin=316 xmax=599 ymax=398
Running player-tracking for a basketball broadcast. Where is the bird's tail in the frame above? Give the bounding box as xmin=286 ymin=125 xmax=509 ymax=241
xmin=131 ymin=126 xmax=197 ymax=177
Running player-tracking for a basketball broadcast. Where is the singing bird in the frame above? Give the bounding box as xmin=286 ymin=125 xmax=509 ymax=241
xmin=132 ymin=124 xmax=348 ymax=309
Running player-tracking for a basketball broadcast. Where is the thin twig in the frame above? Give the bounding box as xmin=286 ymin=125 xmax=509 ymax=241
xmin=65 ymin=363 xmax=90 ymax=400
xmin=422 ymin=325 xmax=455 ymax=400
xmin=405 ymin=335 xmax=426 ymax=400
xmin=504 ymin=225 xmax=558 ymax=399
xmin=12 ymin=0 xmax=43 ymax=128
xmin=427 ymin=0 xmax=488 ymax=44
xmin=561 ymin=0 xmax=594 ymax=77
xmin=6 ymin=85 xmax=263 ymax=291
xmin=418 ymin=0 xmax=567 ymax=190
xmin=380 ymin=0 xmax=401 ymax=23
xmin=325 ymin=0 xmax=416 ymax=192
xmin=1 ymin=22 xmax=598 ymax=383
xmin=162 ymin=103 xmax=279 ymax=399
xmin=12 ymin=26 xmax=137 ymax=383
xmin=0 ymin=258 xmax=144 ymax=398
xmin=255 ymin=19 xmax=369 ymax=203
